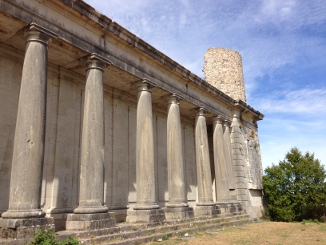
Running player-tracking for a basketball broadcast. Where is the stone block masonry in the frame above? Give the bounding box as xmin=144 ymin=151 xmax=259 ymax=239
xmin=203 ymin=48 xmax=246 ymax=102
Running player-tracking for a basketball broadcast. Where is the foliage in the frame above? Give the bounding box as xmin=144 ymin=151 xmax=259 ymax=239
xmin=58 ymin=237 xmax=81 ymax=245
xmin=30 ymin=229 xmax=57 ymax=245
xmin=30 ymin=229 xmax=80 ymax=245
xmin=263 ymin=147 xmax=326 ymax=222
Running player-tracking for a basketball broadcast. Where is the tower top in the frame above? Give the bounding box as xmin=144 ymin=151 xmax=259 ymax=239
xmin=203 ymin=48 xmax=246 ymax=102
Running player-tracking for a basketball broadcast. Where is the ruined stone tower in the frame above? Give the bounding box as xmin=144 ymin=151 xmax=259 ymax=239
xmin=203 ymin=48 xmax=246 ymax=102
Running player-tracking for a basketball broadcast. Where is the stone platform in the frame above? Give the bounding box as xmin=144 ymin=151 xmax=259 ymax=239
xmin=0 ymin=212 xmax=250 ymax=245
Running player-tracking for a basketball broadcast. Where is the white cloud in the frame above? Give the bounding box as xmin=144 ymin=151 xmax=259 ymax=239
xmin=253 ymin=88 xmax=326 ymax=115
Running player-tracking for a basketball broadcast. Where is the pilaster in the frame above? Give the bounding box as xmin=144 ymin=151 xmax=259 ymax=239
xmin=231 ymin=110 xmax=249 ymax=203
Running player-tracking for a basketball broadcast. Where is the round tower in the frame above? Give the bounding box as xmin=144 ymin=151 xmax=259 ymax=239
xmin=203 ymin=48 xmax=246 ymax=102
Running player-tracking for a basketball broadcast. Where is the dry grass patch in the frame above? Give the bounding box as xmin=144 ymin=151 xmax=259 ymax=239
xmin=147 ymin=221 xmax=326 ymax=245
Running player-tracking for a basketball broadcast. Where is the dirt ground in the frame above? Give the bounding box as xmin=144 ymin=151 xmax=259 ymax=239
xmin=147 ymin=221 xmax=326 ymax=245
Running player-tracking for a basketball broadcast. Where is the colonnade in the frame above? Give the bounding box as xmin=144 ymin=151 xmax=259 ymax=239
xmin=0 ymin=24 xmax=238 ymax=233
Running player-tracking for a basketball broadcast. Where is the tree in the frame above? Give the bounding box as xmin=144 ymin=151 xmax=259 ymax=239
xmin=263 ymin=147 xmax=326 ymax=222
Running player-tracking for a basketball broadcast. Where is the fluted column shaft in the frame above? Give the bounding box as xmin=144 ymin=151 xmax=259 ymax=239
xmin=74 ymin=55 xmax=109 ymax=214
xmin=213 ymin=116 xmax=229 ymax=202
xmin=134 ymin=80 xmax=159 ymax=210
xmin=166 ymin=95 xmax=187 ymax=207
xmin=2 ymin=24 xmax=55 ymax=219
xmin=223 ymin=120 xmax=236 ymax=189
xmin=195 ymin=108 xmax=214 ymax=206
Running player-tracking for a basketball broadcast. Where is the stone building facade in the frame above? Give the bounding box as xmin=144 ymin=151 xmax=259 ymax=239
xmin=0 ymin=0 xmax=264 ymax=239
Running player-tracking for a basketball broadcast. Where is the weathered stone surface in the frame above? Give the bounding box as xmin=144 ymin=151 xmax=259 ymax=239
xmin=195 ymin=108 xmax=214 ymax=206
xmin=74 ymin=55 xmax=109 ymax=215
xmin=133 ymin=80 xmax=160 ymax=211
xmin=203 ymin=48 xmax=246 ymax=102
xmin=164 ymin=207 xmax=194 ymax=221
xmin=1 ymin=24 xmax=55 ymax=219
xmin=126 ymin=209 xmax=165 ymax=224
xmin=212 ymin=116 xmax=230 ymax=202
xmin=194 ymin=205 xmax=220 ymax=217
xmin=166 ymin=94 xmax=187 ymax=208
xmin=0 ymin=217 xmax=54 ymax=239
xmin=66 ymin=213 xmax=115 ymax=230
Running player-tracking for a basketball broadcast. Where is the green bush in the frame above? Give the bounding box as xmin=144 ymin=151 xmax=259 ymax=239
xmin=30 ymin=230 xmax=56 ymax=245
xmin=58 ymin=237 xmax=81 ymax=245
xmin=29 ymin=230 xmax=80 ymax=245
xmin=263 ymin=148 xmax=326 ymax=222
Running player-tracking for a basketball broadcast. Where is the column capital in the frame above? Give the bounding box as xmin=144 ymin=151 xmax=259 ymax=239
xmin=133 ymin=79 xmax=157 ymax=92
xmin=195 ymin=107 xmax=207 ymax=117
xmin=24 ymin=23 xmax=57 ymax=45
xmin=164 ymin=93 xmax=182 ymax=104
xmin=87 ymin=54 xmax=112 ymax=71
xmin=213 ymin=115 xmax=224 ymax=124
xmin=223 ymin=119 xmax=231 ymax=128
xmin=232 ymin=110 xmax=241 ymax=118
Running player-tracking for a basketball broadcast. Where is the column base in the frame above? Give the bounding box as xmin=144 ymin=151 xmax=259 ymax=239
xmin=66 ymin=212 xmax=115 ymax=230
xmin=0 ymin=217 xmax=54 ymax=239
xmin=47 ymin=207 xmax=74 ymax=231
xmin=126 ymin=209 xmax=165 ymax=224
xmin=215 ymin=202 xmax=231 ymax=214
xmin=109 ymin=206 xmax=129 ymax=222
xmin=194 ymin=205 xmax=220 ymax=217
xmin=229 ymin=202 xmax=243 ymax=214
xmin=164 ymin=207 xmax=194 ymax=221
xmin=73 ymin=205 xmax=108 ymax=214
xmin=1 ymin=209 xmax=45 ymax=219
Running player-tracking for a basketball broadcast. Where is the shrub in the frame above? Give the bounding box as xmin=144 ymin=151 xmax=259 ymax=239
xmin=30 ymin=230 xmax=80 ymax=245
xmin=30 ymin=229 xmax=56 ymax=245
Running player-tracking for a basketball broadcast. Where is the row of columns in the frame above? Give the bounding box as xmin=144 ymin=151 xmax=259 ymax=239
xmin=1 ymin=24 xmax=237 ymax=227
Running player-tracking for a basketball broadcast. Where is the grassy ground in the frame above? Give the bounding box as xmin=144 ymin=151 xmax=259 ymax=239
xmin=146 ymin=221 xmax=326 ymax=245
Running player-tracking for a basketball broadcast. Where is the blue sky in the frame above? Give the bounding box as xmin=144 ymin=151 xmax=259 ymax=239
xmin=84 ymin=0 xmax=326 ymax=171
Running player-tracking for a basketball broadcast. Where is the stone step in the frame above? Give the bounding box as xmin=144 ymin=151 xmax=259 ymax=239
xmin=56 ymin=211 xmax=246 ymax=241
xmin=0 ymin=213 xmax=250 ymax=244
xmin=76 ymin=213 xmax=250 ymax=245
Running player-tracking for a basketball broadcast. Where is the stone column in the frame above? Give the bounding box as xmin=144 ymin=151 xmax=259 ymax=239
xmin=165 ymin=94 xmax=190 ymax=220
xmin=66 ymin=54 xmax=115 ymax=230
xmin=223 ymin=120 xmax=236 ymax=190
xmin=212 ymin=116 xmax=229 ymax=203
xmin=0 ymin=23 xmax=55 ymax=239
xmin=127 ymin=79 xmax=164 ymax=223
xmin=194 ymin=108 xmax=218 ymax=216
